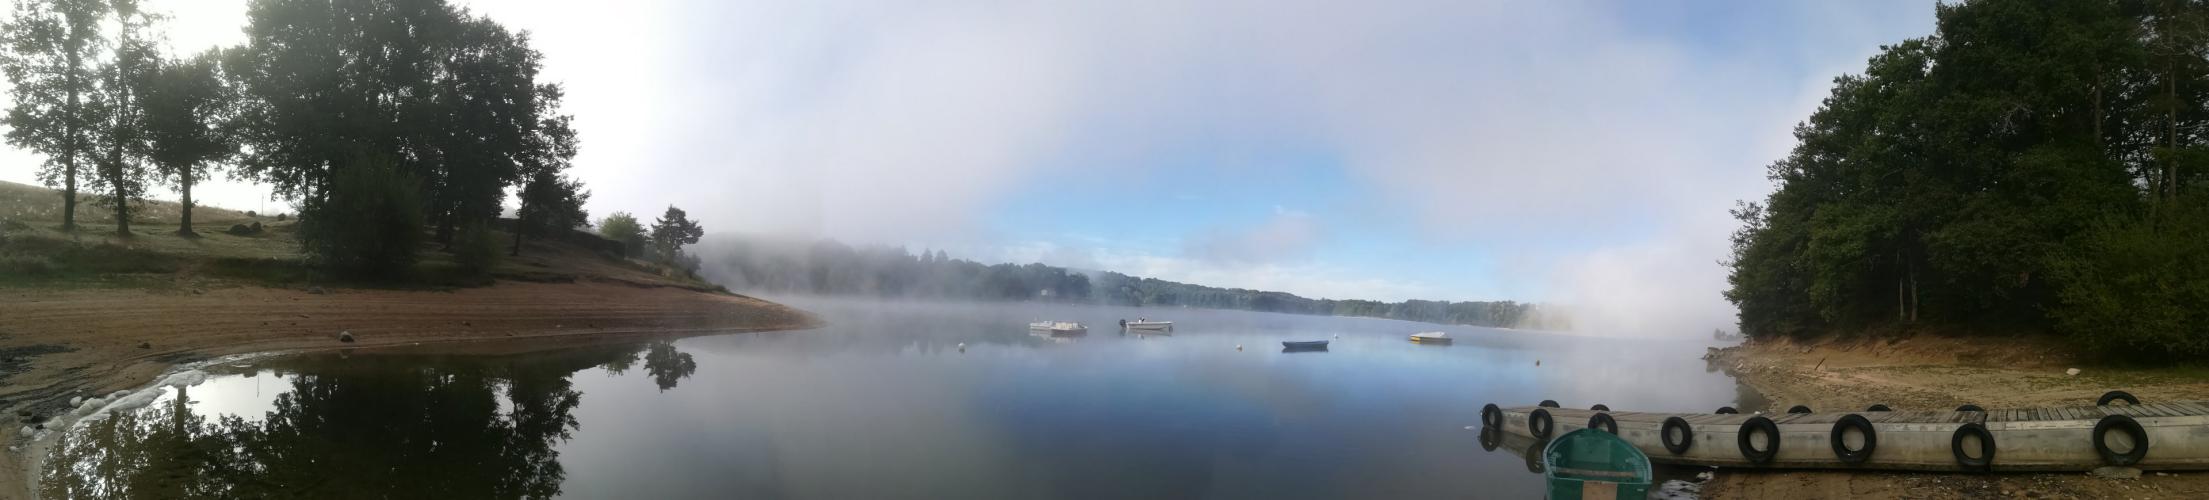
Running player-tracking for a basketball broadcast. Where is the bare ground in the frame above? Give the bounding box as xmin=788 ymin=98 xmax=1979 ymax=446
xmin=0 ymin=280 xmax=818 ymax=499
xmin=1699 ymin=335 xmax=2209 ymax=499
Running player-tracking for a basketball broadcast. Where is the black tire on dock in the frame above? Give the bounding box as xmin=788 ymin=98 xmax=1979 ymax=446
xmin=1478 ymin=426 xmax=1503 ymax=452
xmin=2098 ymin=390 xmax=2140 ymax=406
xmin=1481 ymin=403 xmax=1503 ymax=428
xmin=1590 ymin=403 xmax=1610 ymax=412
xmin=1830 ymin=414 xmax=1878 ymax=465
xmin=1955 ymin=404 xmax=1984 ymax=412
xmin=1951 ymin=423 xmax=1995 ymax=472
xmin=1865 ymin=404 xmax=1892 ymax=412
xmin=1787 ymin=405 xmax=1813 ymax=414
xmin=1715 ymin=406 xmax=1739 ymax=414
xmin=1588 ymin=412 xmax=1618 ymax=434
xmin=2093 ymin=414 xmax=2150 ymax=466
xmin=1738 ymin=416 xmax=1780 ymax=465
xmin=1661 ymin=417 xmax=1695 ymax=455
xmin=1529 ymin=408 xmax=1555 ymax=440
xmin=1539 ymin=399 xmax=1561 ymax=408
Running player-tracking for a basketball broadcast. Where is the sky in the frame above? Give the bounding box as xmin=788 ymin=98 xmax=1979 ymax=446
xmin=0 ymin=0 xmax=1942 ymax=338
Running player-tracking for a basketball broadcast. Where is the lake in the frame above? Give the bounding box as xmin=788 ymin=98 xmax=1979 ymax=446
xmin=39 ymin=297 xmax=1748 ymax=499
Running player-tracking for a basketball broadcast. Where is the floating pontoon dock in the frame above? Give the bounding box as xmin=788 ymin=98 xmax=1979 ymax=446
xmin=1479 ymin=392 xmax=2204 ymax=472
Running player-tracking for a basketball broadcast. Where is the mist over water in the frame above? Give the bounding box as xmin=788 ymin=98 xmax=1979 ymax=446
xmin=44 ymin=298 xmax=1745 ymax=498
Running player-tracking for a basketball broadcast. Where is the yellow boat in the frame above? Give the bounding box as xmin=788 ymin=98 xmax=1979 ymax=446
xmin=1409 ymin=331 xmax=1453 ymax=344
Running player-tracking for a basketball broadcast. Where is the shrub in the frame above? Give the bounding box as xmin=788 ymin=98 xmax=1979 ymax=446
xmin=453 ymin=222 xmax=501 ymax=277
xmin=2051 ymin=192 xmax=2209 ymax=360
xmin=299 ymin=163 xmax=425 ymax=280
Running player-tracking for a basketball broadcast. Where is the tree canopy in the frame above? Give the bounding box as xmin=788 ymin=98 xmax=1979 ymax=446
xmin=1727 ymin=0 xmax=2209 ymax=359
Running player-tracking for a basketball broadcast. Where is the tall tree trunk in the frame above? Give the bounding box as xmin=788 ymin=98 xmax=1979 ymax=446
xmin=60 ymin=52 xmax=81 ymax=232
xmin=1897 ymin=253 xmax=1907 ymax=322
xmin=511 ymin=225 xmax=524 ymax=257
xmin=1908 ymin=261 xmax=1919 ymax=323
xmin=178 ymin=167 xmax=195 ymax=237
xmin=2169 ymin=58 xmax=2181 ymax=204
xmin=61 ymin=154 xmax=77 ymax=232
xmin=2093 ymin=67 xmax=2106 ymax=154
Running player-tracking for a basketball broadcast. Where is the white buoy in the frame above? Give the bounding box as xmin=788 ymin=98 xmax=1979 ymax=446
xmin=1235 ymin=344 xmax=1243 ymax=351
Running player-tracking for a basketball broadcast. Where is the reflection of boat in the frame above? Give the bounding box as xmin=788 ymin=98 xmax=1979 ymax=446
xmin=1029 ymin=321 xmax=1087 ymax=334
xmin=1027 ymin=331 xmax=1079 ymax=343
xmin=1281 ymin=340 xmax=1329 ymax=350
xmin=1542 ymin=428 xmax=1653 ymax=499
xmin=1410 ymin=331 xmax=1453 ymax=344
xmin=1122 ymin=319 xmax=1173 ymax=331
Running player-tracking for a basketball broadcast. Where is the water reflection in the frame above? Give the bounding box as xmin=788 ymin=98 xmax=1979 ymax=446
xmin=43 ymin=298 xmax=1747 ymax=499
xmin=42 ymin=342 xmax=697 ymax=499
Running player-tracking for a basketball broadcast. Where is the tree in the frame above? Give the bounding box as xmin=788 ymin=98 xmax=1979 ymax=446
xmin=299 ymin=160 xmax=424 ymax=280
xmin=1724 ymin=0 xmax=2209 ymax=358
xmin=141 ymin=49 xmax=234 ymax=237
xmin=227 ymin=0 xmax=567 ymax=245
xmin=2 ymin=0 xmax=108 ymax=232
xmin=86 ymin=0 xmax=155 ymax=237
xmin=648 ymin=206 xmax=703 ymax=266
xmin=597 ymin=211 xmax=645 ymax=257
xmin=511 ymin=171 xmax=587 ymax=256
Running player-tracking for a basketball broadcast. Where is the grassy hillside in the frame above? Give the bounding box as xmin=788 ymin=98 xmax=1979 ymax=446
xmin=0 ymin=180 xmax=714 ymax=291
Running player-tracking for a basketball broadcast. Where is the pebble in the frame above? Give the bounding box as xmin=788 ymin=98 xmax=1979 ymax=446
xmin=2066 ymin=368 xmax=2081 ymax=376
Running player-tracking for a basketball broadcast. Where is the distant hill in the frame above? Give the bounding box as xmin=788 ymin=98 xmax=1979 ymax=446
xmin=696 ymin=235 xmax=1568 ymax=330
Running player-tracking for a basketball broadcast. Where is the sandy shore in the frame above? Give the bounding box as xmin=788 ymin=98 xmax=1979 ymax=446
xmin=1699 ymin=335 xmax=2209 ymax=499
xmin=0 ymin=280 xmax=817 ymax=499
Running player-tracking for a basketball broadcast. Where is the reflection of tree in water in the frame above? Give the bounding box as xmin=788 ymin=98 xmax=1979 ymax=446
xmin=644 ymin=342 xmax=697 ymax=391
xmin=41 ymin=343 xmax=657 ymax=499
xmin=592 ymin=340 xmax=697 ymax=392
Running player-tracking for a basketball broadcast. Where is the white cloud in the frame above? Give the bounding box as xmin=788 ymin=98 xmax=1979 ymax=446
xmin=0 ymin=0 xmax=1940 ymax=337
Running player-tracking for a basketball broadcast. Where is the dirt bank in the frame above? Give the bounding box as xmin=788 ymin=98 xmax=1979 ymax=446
xmin=1699 ymin=335 xmax=2209 ymax=499
xmin=0 ymin=280 xmax=817 ymax=499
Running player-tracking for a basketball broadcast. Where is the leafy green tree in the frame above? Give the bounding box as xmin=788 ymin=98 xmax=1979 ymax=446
xmin=85 ymin=0 xmax=155 ymax=237
xmin=1725 ymin=0 xmax=2209 ymax=357
xmin=141 ymin=49 xmax=234 ymax=237
xmin=228 ymin=0 xmax=572 ymax=245
xmin=648 ymin=205 xmax=703 ymax=266
xmin=1 ymin=0 xmax=108 ymax=232
xmin=597 ymin=211 xmax=645 ymax=257
xmin=510 ymin=171 xmax=588 ymax=256
xmin=299 ymin=160 xmax=424 ymax=280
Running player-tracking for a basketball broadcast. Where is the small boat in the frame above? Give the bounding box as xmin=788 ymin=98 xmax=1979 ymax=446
xmin=1046 ymin=322 xmax=1087 ymax=335
xmin=1122 ymin=319 xmax=1173 ymax=331
xmin=1281 ymin=340 xmax=1330 ymax=350
xmin=1542 ymin=428 xmax=1652 ymax=499
xmin=1410 ymin=331 xmax=1453 ymax=344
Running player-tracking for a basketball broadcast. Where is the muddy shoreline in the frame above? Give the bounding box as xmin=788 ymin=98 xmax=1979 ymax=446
xmin=1696 ymin=336 xmax=2209 ymax=499
xmin=0 ymin=280 xmax=817 ymax=499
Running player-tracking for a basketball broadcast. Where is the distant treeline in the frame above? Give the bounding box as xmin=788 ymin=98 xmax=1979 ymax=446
xmin=698 ymin=237 xmax=1559 ymax=329
xmin=1727 ymin=0 xmax=2209 ymax=358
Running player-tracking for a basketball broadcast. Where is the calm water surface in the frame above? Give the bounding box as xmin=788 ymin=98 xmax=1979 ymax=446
xmin=42 ymin=297 xmax=1748 ymax=499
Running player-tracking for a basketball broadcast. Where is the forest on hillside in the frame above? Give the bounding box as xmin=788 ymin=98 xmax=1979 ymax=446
xmin=1726 ymin=0 xmax=2209 ymax=358
xmin=698 ymin=237 xmax=1560 ymax=329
